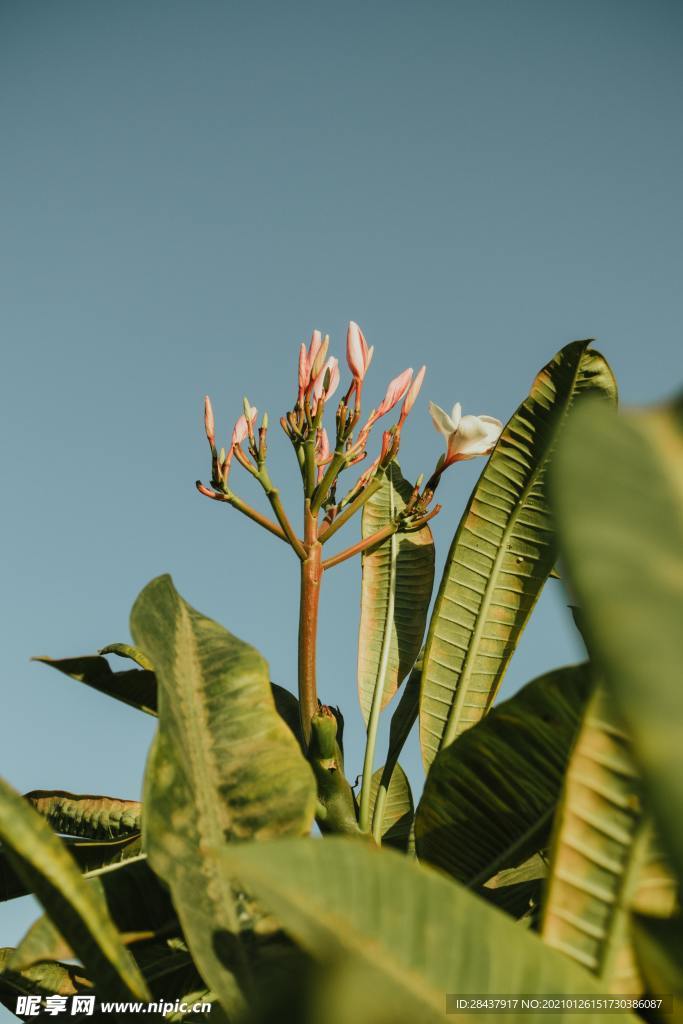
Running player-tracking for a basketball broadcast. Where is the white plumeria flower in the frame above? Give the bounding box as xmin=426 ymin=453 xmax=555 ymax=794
xmin=428 ymin=401 xmax=502 ymax=464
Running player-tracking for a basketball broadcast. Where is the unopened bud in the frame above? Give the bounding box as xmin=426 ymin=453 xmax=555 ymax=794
xmin=298 ymin=342 xmax=309 ymax=393
xmin=402 ymin=365 xmax=426 ymax=418
xmin=242 ymin=396 xmax=253 ymax=420
xmin=310 ymin=707 xmax=338 ymax=762
xmin=311 ymin=335 xmax=330 ymax=381
xmin=377 ymin=368 xmax=413 ymax=418
xmin=204 ymin=396 xmax=215 ymax=446
xmin=262 ymin=412 xmax=269 ymax=430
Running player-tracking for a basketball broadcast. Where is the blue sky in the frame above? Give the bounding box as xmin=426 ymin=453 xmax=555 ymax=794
xmin=1 ymin=0 xmax=681 ymax=994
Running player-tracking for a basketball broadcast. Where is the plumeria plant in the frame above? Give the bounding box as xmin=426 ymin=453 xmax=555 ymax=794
xmin=1 ymin=324 xmax=682 ymax=1024
xmin=195 ymin=322 xmax=501 ymax=833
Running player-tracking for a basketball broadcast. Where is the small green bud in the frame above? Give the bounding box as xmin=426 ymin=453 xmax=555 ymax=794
xmin=310 ymin=707 xmax=338 ymax=762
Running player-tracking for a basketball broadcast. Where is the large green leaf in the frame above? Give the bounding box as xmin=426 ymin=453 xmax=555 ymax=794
xmin=415 ymin=664 xmax=593 ymax=886
xmin=419 ymin=341 xmax=617 ymax=769
xmin=358 ymin=463 xmax=435 ymax=723
xmin=552 ymin=396 xmax=683 ymax=884
xmin=219 ymin=837 xmax=637 ymax=1024
xmin=131 ymin=574 xmax=317 ymax=1013
xmin=540 ymin=686 xmax=677 ymax=994
xmin=0 ymin=777 xmax=149 ymax=1001
xmin=24 ymin=791 xmax=141 ymax=840
xmin=34 ymin=654 xmax=157 ymax=714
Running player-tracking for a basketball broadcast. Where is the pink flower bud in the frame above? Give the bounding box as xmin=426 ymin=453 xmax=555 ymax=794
xmin=310 ymin=335 xmax=330 ymax=382
xmin=316 ymin=427 xmax=331 ymax=465
xmin=298 ymin=330 xmax=324 ymax=398
xmin=346 ymin=321 xmax=374 ymax=381
xmin=355 ymin=456 xmax=380 ymax=491
xmin=376 ymin=368 xmax=413 ymax=417
xmin=308 ymin=330 xmax=323 ymax=374
xmin=312 ymin=356 xmax=340 ymax=402
xmin=204 ymin=396 xmax=215 ymax=446
xmin=231 ymin=408 xmax=258 ymax=446
xmin=298 ymin=343 xmax=309 ymax=394
xmin=401 ymin=365 xmax=426 ymax=417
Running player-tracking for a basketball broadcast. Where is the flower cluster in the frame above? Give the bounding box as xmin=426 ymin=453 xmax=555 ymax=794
xmin=197 ymin=322 xmax=503 ymax=556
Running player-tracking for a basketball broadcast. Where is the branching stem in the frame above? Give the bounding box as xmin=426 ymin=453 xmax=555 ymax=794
xmin=195 ymin=483 xmax=288 ymax=542
xmin=321 ymin=522 xmax=398 ymax=570
xmin=258 ymin=468 xmax=306 ymax=559
xmin=319 ymin=473 xmax=385 ymax=544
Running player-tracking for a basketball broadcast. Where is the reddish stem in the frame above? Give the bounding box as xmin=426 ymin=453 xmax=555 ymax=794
xmin=298 ymin=502 xmax=323 ymax=746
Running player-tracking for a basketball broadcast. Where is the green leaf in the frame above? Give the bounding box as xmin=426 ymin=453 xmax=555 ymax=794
xmin=369 ymin=660 xmax=421 ymax=843
xmin=34 ymin=654 xmax=157 ymax=715
xmin=131 ymin=574 xmax=317 ymax=1013
xmin=219 ymin=837 xmax=638 ymax=1024
xmin=358 ymin=463 xmax=435 ymax=723
xmin=0 ymin=948 xmax=91 ymax=1015
xmin=271 ymin=683 xmax=305 ymax=751
xmin=368 ymin=764 xmax=413 ymax=851
xmin=415 ymin=664 xmax=593 ymax=886
xmin=0 ymin=791 xmax=142 ymax=903
xmin=24 ymin=791 xmax=141 ymax=840
xmin=35 ymin=652 xmax=302 ymax=746
xmin=631 ymin=914 xmax=683 ymax=1003
xmin=419 ymin=341 xmax=617 ymax=769
xmin=131 ymin=939 xmax=233 ymax=1021
xmin=98 ymin=642 xmax=154 ymax=671
xmin=1 ymin=834 xmax=143 ymax=903
xmin=481 ymin=854 xmax=546 ymax=923
xmin=0 ymin=776 xmax=149 ymax=1001
xmin=12 ymin=857 xmax=177 ymax=969
xmin=552 ymin=396 xmax=683 ymax=884
xmin=540 ymin=686 xmax=677 ymax=994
